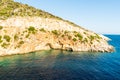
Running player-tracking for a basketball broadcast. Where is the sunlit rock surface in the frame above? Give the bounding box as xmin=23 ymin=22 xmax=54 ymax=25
xmin=0 ymin=0 xmax=114 ymax=56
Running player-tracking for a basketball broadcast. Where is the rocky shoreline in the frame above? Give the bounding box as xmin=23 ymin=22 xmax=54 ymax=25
xmin=0 ymin=17 xmax=114 ymax=56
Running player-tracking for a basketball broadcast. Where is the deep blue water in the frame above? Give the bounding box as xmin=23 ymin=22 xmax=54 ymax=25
xmin=0 ymin=35 xmax=120 ymax=80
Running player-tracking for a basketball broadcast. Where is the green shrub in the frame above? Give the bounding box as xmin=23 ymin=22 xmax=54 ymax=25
xmin=64 ymin=31 xmax=69 ymax=34
xmin=0 ymin=26 xmax=3 ymax=30
xmin=25 ymin=34 xmax=30 ymax=38
xmin=0 ymin=40 xmax=3 ymax=43
xmin=96 ymin=34 xmax=101 ymax=39
xmin=39 ymin=28 xmax=46 ymax=32
xmin=1 ymin=42 xmax=10 ymax=48
xmin=15 ymin=41 xmax=24 ymax=48
xmin=14 ymin=34 xmax=19 ymax=41
xmin=0 ymin=35 xmax=2 ymax=40
xmin=4 ymin=35 xmax=11 ymax=42
xmin=97 ymin=40 xmax=100 ymax=42
xmin=0 ymin=35 xmax=2 ymax=43
xmin=75 ymin=33 xmax=83 ymax=40
xmin=73 ymin=31 xmax=77 ymax=33
xmin=52 ymin=30 xmax=59 ymax=35
xmin=28 ymin=26 xmax=36 ymax=34
xmin=84 ymin=38 xmax=88 ymax=43
xmin=19 ymin=41 xmax=24 ymax=44
xmin=23 ymin=30 xmax=27 ymax=33
xmin=89 ymin=35 xmax=95 ymax=41
xmin=73 ymin=38 xmax=77 ymax=42
xmin=61 ymin=34 xmax=64 ymax=37
xmin=28 ymin=26 xmax=35 ymax=31
xmin=3 ymin=30 xmax=7 ymax=33
xmin=83 ymin=32 xmax=87 ymax=34
xmin=0 ymin=36 xmax=3 ymax=43
xmin=68 ymin=35 xmax=72 ymax=40
xmin=90 ymin=41 xmax=93 ymax=44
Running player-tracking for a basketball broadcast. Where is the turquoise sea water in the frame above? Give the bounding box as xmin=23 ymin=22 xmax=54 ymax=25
xmin=0 ymin=35 xmax=120 ymax=80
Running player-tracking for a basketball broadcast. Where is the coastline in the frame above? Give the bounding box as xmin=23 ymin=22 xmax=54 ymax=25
xmin=0 ymin=17 xmax=114 ymax=56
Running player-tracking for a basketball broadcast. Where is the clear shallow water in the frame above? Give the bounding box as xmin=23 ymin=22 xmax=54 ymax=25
xmin=0 ymin=35 xmax=120 ymax=80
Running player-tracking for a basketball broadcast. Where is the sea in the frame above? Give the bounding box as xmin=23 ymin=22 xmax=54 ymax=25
xmin=0 ymin=35 xmax=120 ymax=80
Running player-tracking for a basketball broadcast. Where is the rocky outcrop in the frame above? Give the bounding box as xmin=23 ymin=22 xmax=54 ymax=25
xmin=0 ymin=17 xmax=114 ymax=56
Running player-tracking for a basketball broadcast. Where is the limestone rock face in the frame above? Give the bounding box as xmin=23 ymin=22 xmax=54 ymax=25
xmin=0 ymin=1 xmax=114 ymax=56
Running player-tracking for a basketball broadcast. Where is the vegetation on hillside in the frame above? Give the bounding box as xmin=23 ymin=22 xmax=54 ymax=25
xmin=0 ymin=26 xmax=102 ymax=49
xmin=0 ymin=0 xmax=88 ymax=31
xmin=0 ymin=0 xmax=60 ymax=19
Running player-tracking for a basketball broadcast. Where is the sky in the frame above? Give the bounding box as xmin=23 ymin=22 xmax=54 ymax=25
xmin=14 ymin=0 xmax=120 ymax=34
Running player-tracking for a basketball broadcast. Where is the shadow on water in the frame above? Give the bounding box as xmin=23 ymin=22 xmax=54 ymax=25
xmin=0 ymin=35 xmax=120 ymax=80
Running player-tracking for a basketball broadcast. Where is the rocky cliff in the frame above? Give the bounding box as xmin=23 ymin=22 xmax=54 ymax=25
xmin=0 ymin=0 xmax=114 ymax=56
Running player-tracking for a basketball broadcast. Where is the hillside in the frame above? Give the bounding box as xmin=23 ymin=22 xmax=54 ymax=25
xmin=0 ymin=0 xmax=114 ymax=56
xmin=0 ymin=0 xmax=57 ymax=19
xmin=0 ymin=0 xmax=90 ymax=30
